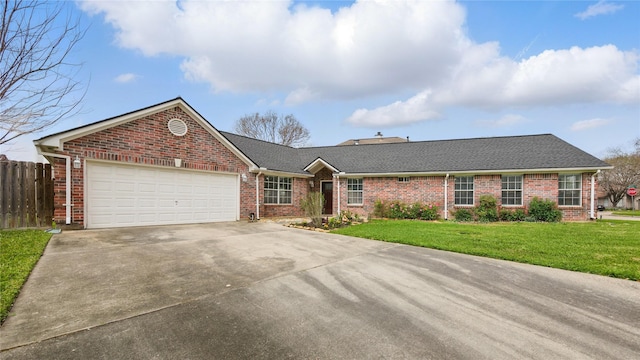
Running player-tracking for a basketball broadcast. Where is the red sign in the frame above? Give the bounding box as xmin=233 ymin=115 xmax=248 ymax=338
xmin=628 ymin=188 xmax=637 ymax=197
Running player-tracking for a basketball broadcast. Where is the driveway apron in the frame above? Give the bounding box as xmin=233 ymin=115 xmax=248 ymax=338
xmin=1 ymin=222 xmax=639 ymax=359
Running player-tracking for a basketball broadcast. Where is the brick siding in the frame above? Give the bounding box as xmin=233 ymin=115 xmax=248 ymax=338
xmin=50 ymin=107 xmax=253 ymax=226
xmin=330 ymin=172 xmax=596 ymax=221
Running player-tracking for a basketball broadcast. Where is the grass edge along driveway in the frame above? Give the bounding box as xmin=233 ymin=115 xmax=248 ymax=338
xmin=0 ymin=229 xmax=52 ymax=324
xmin=333 ymin=220 xmax=640 ymax=281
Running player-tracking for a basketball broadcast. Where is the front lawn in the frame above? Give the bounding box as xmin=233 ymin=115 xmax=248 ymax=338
xmin=0 ymin=229 xmax=52 ymax=323
xmin=332 ymin=220 xmax=640 ymax=281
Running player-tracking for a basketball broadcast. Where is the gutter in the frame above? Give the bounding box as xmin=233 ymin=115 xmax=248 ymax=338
xmin=255 ymin=170 xmax=264 ymax=220
xmin=39 ymin=152 xmax=72 ymax=225
xmin=336 ymin=166 xmax=613 ymax=178
xmin=444 ymin=173 xmax=449 ymax=220
xmin=335 ymin=172 xmax=344 ymax=215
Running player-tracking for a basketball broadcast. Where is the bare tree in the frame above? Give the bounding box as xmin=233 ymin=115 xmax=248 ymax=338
xmin=0 ymin=0 xmax=86 ymax=145
xmin=234 ymin=111 xmax=310 ymax=147
xmin=598 ymin=138 xmax=640 ymax=207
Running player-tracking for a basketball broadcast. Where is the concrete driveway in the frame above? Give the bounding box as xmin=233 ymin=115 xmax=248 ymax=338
xmin=1 ymin=222 xmax=639 ymax=359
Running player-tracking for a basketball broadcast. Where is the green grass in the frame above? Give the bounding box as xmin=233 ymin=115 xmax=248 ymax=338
xmin=0 ymin=229 xmax=52 ymax=323
xmin=611 ymin=210 xmax=640 ymax=217
xmin=332 ymin=220 xmax=640 ymax=281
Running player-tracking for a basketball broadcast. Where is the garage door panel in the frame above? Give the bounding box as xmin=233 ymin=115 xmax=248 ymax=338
xmin=87 ymin=162 xmax=238 ymax=228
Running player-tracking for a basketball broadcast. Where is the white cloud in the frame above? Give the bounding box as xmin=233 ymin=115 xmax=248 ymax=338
xmin=346 ymin=90 xmax=439 ymax=127
xmin=575 ymin=1 xmax=624 ymax=20
xmin=80 ymin=0 xmax=639 ymax=128
xmin=475 ymin=114 xmax=527 ymax=128
xmin=570 ymin=118 xmax=612 ymax=131
xmin=114 ymin=73 xmax=139 ymax=83
xmin=347 ymin=45 xmax=639 ymax=126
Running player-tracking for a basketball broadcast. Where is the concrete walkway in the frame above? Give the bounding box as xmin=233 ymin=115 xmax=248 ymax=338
xmin=1 ymin=222 xmax=639 ymax=359
xmin=596 ymin=210 xmax=640 ymax=221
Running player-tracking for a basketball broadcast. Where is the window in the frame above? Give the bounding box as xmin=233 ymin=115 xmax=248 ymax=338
xmin=264 ymin=176 xmax=292 ymax=204
xmin=347 ymin=178 xmax=363 ymax=205
xmin=558 ymin=174 xmax=581 ymax=206
xmin=398 ymin=177 xmax=410 ymax=183
xmin=502 ymin=175 xmax=523 ymax=205
xmin=454 ymin=176 xmax=474 ymax=205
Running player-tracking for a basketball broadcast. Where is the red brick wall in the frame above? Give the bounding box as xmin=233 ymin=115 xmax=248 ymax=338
xmin=334 ymin=172 xmax=596 ymax=221
xmin=50 ymin=106 xmax=252 ymax=226
xmin=259 ymin=176 xmax=308 ymax=217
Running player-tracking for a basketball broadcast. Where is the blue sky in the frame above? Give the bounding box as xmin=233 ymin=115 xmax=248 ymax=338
xmin=3 ymin=0 xmax=639 ymax=161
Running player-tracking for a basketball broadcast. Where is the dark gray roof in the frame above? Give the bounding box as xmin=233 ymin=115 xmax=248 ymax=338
xmin=219 ymin=132 xmax=611 ymax=175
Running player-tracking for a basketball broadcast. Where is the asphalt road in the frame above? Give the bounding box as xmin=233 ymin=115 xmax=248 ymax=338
xmin=1 ymin=222 xmax=638 ymax=359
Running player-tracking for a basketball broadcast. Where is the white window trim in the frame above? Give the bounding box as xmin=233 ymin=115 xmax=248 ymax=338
xmin=347 ymin=178 xmax=363 ymax=205
xmin=454 ymin=176 xmax=474 ymax=206
xmin=501 ymin=175 xmax=523 ymax=206
xmin=558 ymin=173 xmax=582 ymax=207
xmin=264 ymin=176 xmax=293 ymax=205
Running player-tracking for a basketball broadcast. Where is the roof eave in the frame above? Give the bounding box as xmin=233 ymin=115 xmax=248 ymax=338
xmin=303 ymin=158 xmax=340 ymax=174
xmin=336 ymin=166 xmax=613 ymax=177
xmin=33 ymin=98 xmax=257 ymax=169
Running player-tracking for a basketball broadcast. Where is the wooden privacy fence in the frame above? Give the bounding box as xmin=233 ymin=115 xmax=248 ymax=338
xmin=0 ymin=161 xmax=54 ymax=229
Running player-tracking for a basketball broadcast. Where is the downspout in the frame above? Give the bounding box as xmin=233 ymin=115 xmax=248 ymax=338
xmin=40 ymin=152 xmax=72 ymax=225
xmin=444 ymin=174 xmax=449 ymax=220
xmin=590 ymin=170 xmax=600 ymax=219
xmin=336 ymin=173 xmax=341 ymax=215
xmin=255 ymin=172 xmax=262 ymax=220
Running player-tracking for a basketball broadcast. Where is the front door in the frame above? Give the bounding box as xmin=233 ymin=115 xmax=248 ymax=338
xmin=321 ymin=181 xmax=333 ymax=215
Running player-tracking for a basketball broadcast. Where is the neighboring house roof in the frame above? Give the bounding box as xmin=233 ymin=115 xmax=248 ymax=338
xmin=221 ymin=132 xmax=612 ymax=176
xmin=337 ymin=136 xmax=409 ymax=145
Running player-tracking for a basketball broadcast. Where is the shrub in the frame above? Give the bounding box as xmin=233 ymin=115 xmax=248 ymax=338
xmin=528 ymin=197 xmax=562 ymax=222
xmin=300 ymin=192 xmax=324 ymax=227
xmin=372 ymin=199 xmax=439 ymax=220
xmin=388 ymin=200 xmax=407 ymax=219
xmin=373 ymin=199 xmax=387 ymax=218
xmin=499 ymin=208 xmax=526 ymax=221
xmin=476 ymin=195 xmax=498 ymax=222
xmin=453 ymin=208 xmax=474 ymax=222
xmin=420 ymin=204 xmax=439 ymax=220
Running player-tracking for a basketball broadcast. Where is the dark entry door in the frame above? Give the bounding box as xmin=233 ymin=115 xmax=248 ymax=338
xmin=321 ymin=182 xmax=333 ymax=215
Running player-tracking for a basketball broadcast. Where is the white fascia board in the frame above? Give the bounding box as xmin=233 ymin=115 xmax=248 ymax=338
xmin=32 ymin=98 xmax=257 ymax=169
xmin=35 ymin=98 xmax=185 ymax=150
xmin=338 ymin=166 xmax=612 ymax=178
xmin=251 ymin=168 xmax=313 ymax=178
xmin=303 ymin=158 xmax=339 ymax=173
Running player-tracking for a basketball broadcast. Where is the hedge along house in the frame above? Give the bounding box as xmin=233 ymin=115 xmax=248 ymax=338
xmin=35 ymin=98 xmax=612 ymax=229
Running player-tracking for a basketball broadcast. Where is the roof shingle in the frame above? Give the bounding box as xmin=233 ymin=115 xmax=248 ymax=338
xmin=220 ymin=132 xmax=610 ymax=175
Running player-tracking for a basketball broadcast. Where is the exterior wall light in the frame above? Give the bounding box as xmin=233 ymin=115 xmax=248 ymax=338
xmin=309 ymin=180 xmax=314 ymax=188
xmin=241 ymin=173 xmax=248 ymax=182
xmin=73 ymin=155 xmax=81 ymax=169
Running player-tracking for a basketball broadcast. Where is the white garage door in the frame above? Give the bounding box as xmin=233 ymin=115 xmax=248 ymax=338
xmin=86 ymin=162 xmax=238 ymax=228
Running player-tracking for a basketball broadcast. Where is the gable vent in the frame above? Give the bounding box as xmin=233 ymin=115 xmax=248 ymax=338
xmin=168 ymin=118 xmax=188 ymax=136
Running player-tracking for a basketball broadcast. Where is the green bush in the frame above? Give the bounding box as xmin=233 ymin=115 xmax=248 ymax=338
xmin=373 ymin=199 xmax=439 ymax=220
xmin=476 ymin=195 xmax=498 ymax=222
xmin=373 ymin=199 xmax=387 ymax=218
xmin=528 ymin=197 xmax=562 ymax=222
xmin=499 ymin=208 xmax=526 ymax=221
xmin=453 ymin=208 xmax=474 ymax=222
xmin=419 ymin=204 xmax=439 ymax=220
xmin=388 ymin=200 xmax=407 ymax=219
xmin=300 ymin=192 xmax=324 ymax=227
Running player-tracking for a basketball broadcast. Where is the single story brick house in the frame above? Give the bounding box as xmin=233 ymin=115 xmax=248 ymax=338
xmin=34 ymin=97 xmax=612 ymax=228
